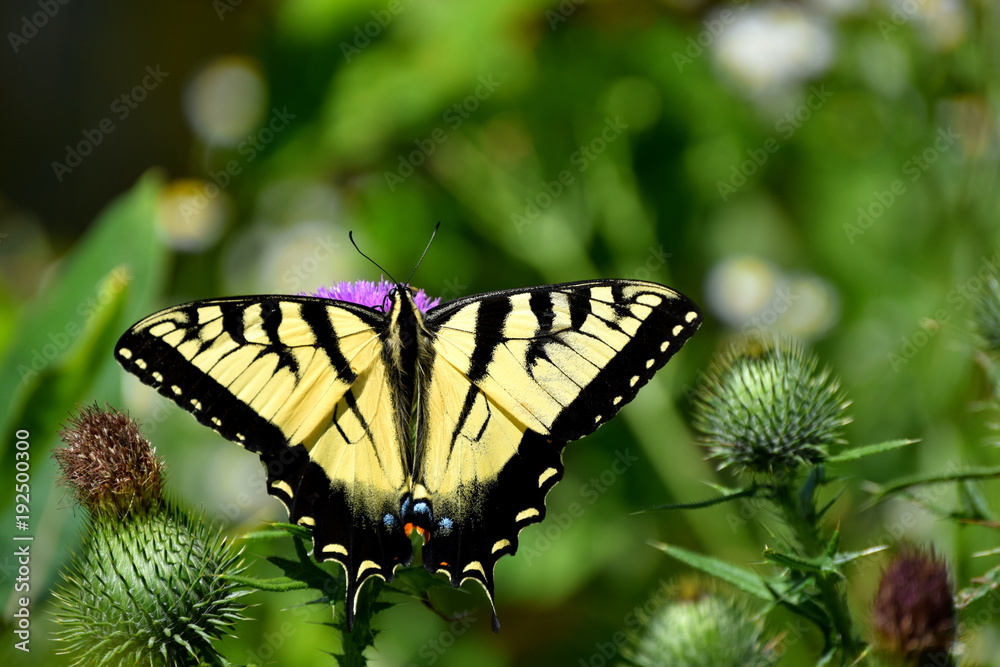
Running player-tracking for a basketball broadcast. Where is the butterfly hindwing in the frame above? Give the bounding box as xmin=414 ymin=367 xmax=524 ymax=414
xmin=414 ymin=280 xmax=701 ymax=623
xmin=419 ymin=431 xmax=565 ymax=631
xmin=114 ymin=296 xmax=412 ymax=624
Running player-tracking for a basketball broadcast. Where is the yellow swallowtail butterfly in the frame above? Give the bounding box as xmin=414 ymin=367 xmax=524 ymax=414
xmin=115 ymin=271 xmax=701 ymax=630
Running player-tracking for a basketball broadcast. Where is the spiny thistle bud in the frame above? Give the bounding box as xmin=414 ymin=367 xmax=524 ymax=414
xmin=872 ymin=548 xmax=956 ymax=666
xmin=51 ymin=405 xmax=247 ymax=666
xmin=973 ymin=270 xmax=1000 ymax=355
xmin=693 ymin=336 xmax=850 ymax=476
xmin=625 ymin=581 xmax=778 ymax=667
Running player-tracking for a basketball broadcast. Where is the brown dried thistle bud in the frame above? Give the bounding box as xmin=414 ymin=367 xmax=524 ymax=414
xmin=873 ymin=548 xmax=956 ymax=666
xmin=54 ymin=404 xmax=164 ymax=517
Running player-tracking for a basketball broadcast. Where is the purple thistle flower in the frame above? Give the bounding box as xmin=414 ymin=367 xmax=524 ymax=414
xmin=305 ymin=278 xmax=441 ymax=312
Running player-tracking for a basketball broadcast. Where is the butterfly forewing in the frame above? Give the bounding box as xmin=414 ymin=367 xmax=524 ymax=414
xmin=114 ymin=296 xmax=413 ymax=624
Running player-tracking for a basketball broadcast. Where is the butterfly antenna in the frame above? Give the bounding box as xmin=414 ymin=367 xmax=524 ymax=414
xmin=349 ymin=230 xmax=398 ymax=284
xmin=405 ymin=222 xmax=440 ymax=286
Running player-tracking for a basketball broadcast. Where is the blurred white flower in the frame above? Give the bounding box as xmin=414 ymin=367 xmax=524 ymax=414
xmin=714 ymin=4 xmax=835 ymax=96
xmin=156 ymin=179 xmax=230 ymax=253
xmin=706 ymin=256 xmax=780 ymax=328
xmin=705 ymin=256 xmax=839 ymax=339
xmin=184 ymin=56 xmax=267 ymax=147
xmin=882 ymin=0 xmax=967 ymax=51
xmin=807 ymin=0 xmax=866 ymax=17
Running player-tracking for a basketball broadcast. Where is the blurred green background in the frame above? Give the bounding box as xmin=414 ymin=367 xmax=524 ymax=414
xmin=2 ymin=0 xmax=1000 ymax=664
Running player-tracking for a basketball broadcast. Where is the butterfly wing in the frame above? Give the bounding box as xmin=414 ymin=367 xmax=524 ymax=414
xmin=114 ymin=296 xmax=413 ymax=626
xmin=416 ymin=280 xmax=702 ymax=627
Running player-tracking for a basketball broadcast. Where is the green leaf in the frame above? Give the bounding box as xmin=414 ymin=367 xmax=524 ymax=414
xmin=815 ymin=644 xmax=838 ymax=666
xmin=241 ymin=528 xmax=295 ymax=542
xmin=873 ymin=464 xmax=1000 ymax=501
xmin=815 ymin=485 xmax=847 ymax=522
xmin=763 ymin=578 xmax=833 ymax=634
xmin=958 ymin=480 xmax=995 ymax=522
xmin=826 ymin=439 xmax=918 ymax=463
xmin=650 ymin=541 xmax=772 ymax=600
xmin=335 ymin=579 xmax=387 ymax=667
xmin=14 ymin=267 xmax=130 ymax=447
xmin=389 ymin=565 xmax=457 ymax=599
xmin=242 ymin=522 xmax=313 ymax=541
xmin=824 ymin=529 xmax=840 ymax=558
xmin=957 ymin=563 xmax=1000 ymax=608
xmin=830 ymin=545 xmax=888 ymax=567
xmin=643 ymin=484 xmax=762 ymax=512
xmin=762 ymin=549 xmax=830 ymax=575
xmin=224 ymin=574 xmax=310 ymax=593
xmin=0 ymin=171 xmax=167 ymax=445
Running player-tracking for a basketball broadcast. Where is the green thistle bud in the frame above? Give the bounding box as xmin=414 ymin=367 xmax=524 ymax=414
xmin=625 ymin=582 xmax=778 ymax=667
xmin=693 ymin=337 xmax=850 ymax=476
xmin=973 ymin=270 xmax=1000 ymax=355
xmin=872 ymin=548 xmax=956 ymax=667
xmin=51 ymin=406 xmax=247 ymax=666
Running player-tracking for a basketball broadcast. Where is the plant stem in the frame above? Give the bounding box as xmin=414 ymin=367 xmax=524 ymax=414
xmin=771 ymin=479 xmax=861 ymax=662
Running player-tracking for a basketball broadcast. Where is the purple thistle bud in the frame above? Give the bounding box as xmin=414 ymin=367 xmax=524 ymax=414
xmin=872 ymin=547 xmax=956 ymax=665
xmin=305 ymin=278 xmax=441 ymax=312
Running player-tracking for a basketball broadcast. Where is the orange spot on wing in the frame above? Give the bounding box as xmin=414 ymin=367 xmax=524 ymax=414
xmin=404 ymin=523 xmax=430 ymax=543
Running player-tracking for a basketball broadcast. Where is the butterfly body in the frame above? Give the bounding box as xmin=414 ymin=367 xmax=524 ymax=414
xmin=115 ymin=279 xmax=701 ymax=630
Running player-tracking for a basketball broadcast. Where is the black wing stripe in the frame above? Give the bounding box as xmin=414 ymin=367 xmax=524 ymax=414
xmin=258 ymin=299 xmax=301 ymax=377
xmin=448 ymin=384 xmax=481 ymax=450
xmin=467 ymin=297 xmax=513 ymax=382
xmin=300 ymin=304 xmax=358 ymax=384
xmin=221 ymin=303 xmax=249 ymax=346
xmin=115 ymin=330 xmax=287 ymax=456
xmin=528 ymin=290 xmax=555 ymax=332
xmin=567 ymin=288 xmax=591 ymax=330
xmin=549 ymin=288 xmax=701 ymax=441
